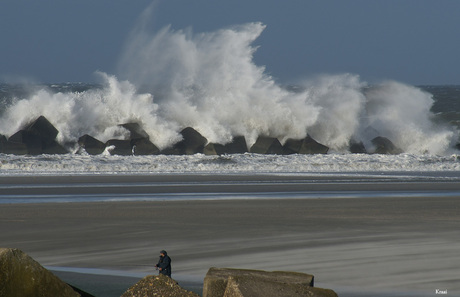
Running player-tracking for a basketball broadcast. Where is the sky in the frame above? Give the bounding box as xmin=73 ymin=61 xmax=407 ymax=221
xmin=1 ymin=0 xmax=459 ymax=85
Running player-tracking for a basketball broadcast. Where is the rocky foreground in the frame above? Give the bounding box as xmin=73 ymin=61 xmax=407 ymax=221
xmin=0 ymin=115 xmax=403 ymax=156
xmin=1 ymin=248 xmax=338 ymax=297
xmin=0 ymin=248 xmax=80 ymax=297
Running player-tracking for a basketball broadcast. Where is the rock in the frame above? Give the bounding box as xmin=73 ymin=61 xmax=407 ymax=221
xmin=165 ymin=127 xmax=208 ymax=155
xmin=24 ymin=115 xmax=59 ymax=145
xmin=0 ymin=139 xmax=28 ymax=155
xmin=8 ymin=130 xmax=44 ymax=155
xmin=349 ymin=140 xmax=367 ymax=154
xmin=1 ymin=136 xmax=28 ymax=155
xmin=371 ymin=136 xmax=402 ymax=154
xmin=203 ymin=267 xmax=316 ymax=297
xmin=119 ymin=123 xmax=150 ymax=140
xmin=283 ymin=135 xmax=329 ymax=154
xmin=203 ymin=143 xmax=225 ymax=155
xmin=222 ymin=136 xmax=248 ymax=154
xmin=204 ymin=136 xmax=248 ymax=155
xmin=120 ymin=274 xmax=200 ymax=297
xmin=6 ymin=116 xmax=66 ymax=155
xmin=66 ymin=284 xmax=96 ymax=297
xmin=78 ymin=134 xmax=106 ymax=155
xmin=132 ymin=138 xmax=160 ymax=155
xmin=42 ymin=140 xmax=68 ymax=155
xmin=118 ymin=122 xmax=160 ymax=155
xmin=250 ymin=136 xmax=284 ymax=154
xmin=0 ymin=135 xmax=6 ymax=154
xmin=0 ymin=248 xmax=80 ymax=297
xmin=223 ymin=275 xmax=338 ymax=297
xmin=105 ymin=139 xmax=133 ymax=156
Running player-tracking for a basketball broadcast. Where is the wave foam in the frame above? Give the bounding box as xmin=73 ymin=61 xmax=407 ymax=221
xmin=1 ymin=153 xmax=460 ymax=175
xmin=0 ymin=20 xmax=457 ymax=155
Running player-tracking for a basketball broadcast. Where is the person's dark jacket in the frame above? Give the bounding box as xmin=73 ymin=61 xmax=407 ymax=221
xmin=156 ymin=251 xmax=172 ymax=277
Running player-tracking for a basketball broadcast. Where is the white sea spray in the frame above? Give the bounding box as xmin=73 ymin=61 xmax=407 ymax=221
xmin=0 ymin=18 xmax=456 ymax=155
xmin=1 ymin=153 xmax=460 ymax=175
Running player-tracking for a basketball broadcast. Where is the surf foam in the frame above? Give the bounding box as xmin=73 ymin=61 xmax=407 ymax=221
xmin=0 ymin=19 xmax=457 ymax=155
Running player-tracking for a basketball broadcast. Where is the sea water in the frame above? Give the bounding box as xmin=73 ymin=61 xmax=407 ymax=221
xmin=1 ymin=22 xmax=460 ymax=177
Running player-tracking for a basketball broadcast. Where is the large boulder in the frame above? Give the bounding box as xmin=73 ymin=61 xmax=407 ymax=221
xmin=0 ymin=248 xmax=80 ymax=297
xmin=0 ymin=137 xmax=28 ymax=155
xmin=371 ymin=136 xmax=402 ymax=154
xmin=250 ymin=136 xmax=284 ymax=154
xmin=0 ymin=135 xmax=7 ymax=154
xmin=203 ymin=143 xmax=225 ymax=156
xmin=24 ymin=115 xmax=59 ymax=144
xmin=283 ymin=135 xmax=329 ymax=155
xmin=1 ymin=135 xmax=28 ymax=155
xmin=164 ymin=127 xmax=208 ymax=155
xmin=118 ymin=123 xmax=160 ymax=155
xmin=203 ymin=267 xmax=326 ymax=297
xmin=7 ymin=130 xmax=68 ymax=155
xmin=223 ymin=275 xmax=338 ymax=297
xmin=204 ymin=136 xmax=248 ymax=155
xmin=78 ymin=134 xmax=106 ymax=155
xmin=121 ymin=274 xmax=199 ymax=297
xmin=220 ymin=136 xmax=248 ymax=154
xmin=7 ymin=116 xmax=67 ymax=155
xmin=132 ymin=138 xmax=160 ymax=155
xmin=42 ymin=140 xmax=69 ymax=154
xmin=349 ymin=140 xmax=367 ymax=154
xmin=119 ymin=123 xmax=150 ymax=140
xmin=8 ymin=130 xmax=44 ymax=155
xmin=105 ymin=139 xmax=133 ymax=156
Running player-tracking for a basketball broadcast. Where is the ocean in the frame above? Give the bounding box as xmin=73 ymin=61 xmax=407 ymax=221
xmin=2 ymin=82 xmax=460 ymax=206
xmin=1 ymin=83 xmax=460 ymax=177
xmin=1 ymin=22 xmax=460 ymax=179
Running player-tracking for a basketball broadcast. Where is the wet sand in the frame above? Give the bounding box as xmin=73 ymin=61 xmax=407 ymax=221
xmin=1 ymin=175 xmax=459 ymax=296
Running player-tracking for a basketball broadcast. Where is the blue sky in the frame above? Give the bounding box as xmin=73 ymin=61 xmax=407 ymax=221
xmin=1 ymin=0 xmax=459 ymax=85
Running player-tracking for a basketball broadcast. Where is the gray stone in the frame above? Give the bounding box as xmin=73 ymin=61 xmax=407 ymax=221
xmin=349 ymin=140 xmax=367 ymax=154
xmin=203 ymin=267 xmax=315 ymax=297
xmin=203 ymin=143 xmax=224 ymax=155
xmin=204 ymin=136 xmax=248 ymax=155
xmin=0 ymin=248 xmax=80 ymax=297
xmin=121 ymin=274 xmax=199 ymax=297
xmin=250 ymin=136 xmax=284 ymax=154
xmin=119 ymin=123 xmax=150 ymax=140
xmin=371 ymin=136 xmax=402 ymax=154
xmin=24 ymin=115 xmax=59 ymax=145
xmin=42 ymin=140 xmax=68 ymax=155
xmin=0 ymin=139 xmax=28 ymax=155
xmin=223 ymin=275 xmax=338 ymax=297
xmin=165 ymin=127 xmax=208 ymax=155
xmin=283 ymin=135 xmax=329 ymax=155
xmin=6 ymin=116 xmax=65 ymax=155
xmin=78 ymin=134 xmax=106 ymax=155
xmin=222 ymin=136 xmax=248 ymax=154
xmin=8 ymin=130 xmax=44 ymax=155
xmin=106 ymin=139 xmax=133 ymax=156
xmin=132 ymin=138 xmax=160 ymax=155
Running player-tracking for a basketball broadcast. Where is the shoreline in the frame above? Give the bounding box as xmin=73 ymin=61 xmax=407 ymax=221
xmin=2 ymin=172 xmax=460 ymax=204
xmin=2 ymin=193 xmax=459 ymax=297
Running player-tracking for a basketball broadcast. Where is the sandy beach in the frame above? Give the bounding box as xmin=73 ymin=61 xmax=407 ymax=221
xmin=1 ymin=174 xmax=459 ymax=297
